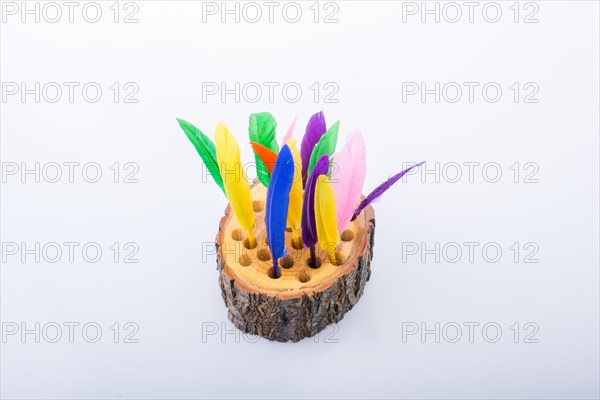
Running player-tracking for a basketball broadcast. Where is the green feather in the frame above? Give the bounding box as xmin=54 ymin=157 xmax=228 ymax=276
xmin=307 ymin=120 xmax=339 ymax=178
xmin=176 ymin=118 xmax=225 ymax=195
xmin=249 ymin=112 xmax=279 ymax=187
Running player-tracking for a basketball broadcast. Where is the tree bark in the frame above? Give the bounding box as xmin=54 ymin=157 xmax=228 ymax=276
xmin=215 ymin=184 xmax=375 ymax=343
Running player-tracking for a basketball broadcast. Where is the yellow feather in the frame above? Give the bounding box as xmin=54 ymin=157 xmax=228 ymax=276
xmin=315 ymin=175 xmax=340 ymax=264
xmin=215 ymin=122 xmax=256 ymax=246
xmin=285 ymin=139 xmax=303 ymax=245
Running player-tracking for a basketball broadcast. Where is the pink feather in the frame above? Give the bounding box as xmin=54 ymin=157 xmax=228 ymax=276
xmin=280 ymin=116 xmax=297 ymax=146
xmin=331 ymin=131 xmax=367 ymax=232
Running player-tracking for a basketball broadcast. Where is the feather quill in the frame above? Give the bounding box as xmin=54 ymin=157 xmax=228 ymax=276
xmin=307 ymin=120 xmax=340 ymax=179
xmin=265 ymin=144 xmax=295 ymax=278
xmin=176 ymin=118 xmax=225 ymax=195
xmin=301 ymin=155 xmax=330 ymax=249
xmin=351 ymin=161 xmax=426 ymax=221
xmin=250 ymin=142 xmax=277 ymax=173
xmin=300 ymin=112 xmax=327 ymax=186
xmin=215 ymin=122 xmax=256 ymax=247
xmin=331 ymin=131 xmax=367 ymax=232
xmin=280 ymin=116 xmax=297 ymax=147
xmin=315 ymin=175 xmax=340 ymax=265
xmin=285 ymin=138 xmax=303 ymax=246
xmin=249 ymin=112 xmax=279 ymax=187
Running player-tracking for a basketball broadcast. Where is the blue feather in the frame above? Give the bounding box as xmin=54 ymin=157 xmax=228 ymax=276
xmin=265 ymin=144 xmax=295 ymax=278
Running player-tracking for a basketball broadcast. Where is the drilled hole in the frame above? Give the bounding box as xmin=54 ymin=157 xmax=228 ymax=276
xmin=331 ymin=252 xmax=345 ymax=266
xmin=341 ymin=229 xmax=354 ymax=242
xmin=239 ymin=254 xmax=252 ymax=267
xmin=298 ymin=271 xmax=311 ymax=283
xmin=306 ymin=257 xmax=322 ymax=269
xmin=257 ymin=247 xmax=271 ymax=261
xmin=291 ymin=237 xmax=304 ymax=250
xmin=279 ymin=255 xmax=294 ymax=269
xmin=231 ymin=229 xmax=244 ymax=241
xmin=267 ymin=267 xmax=281 ymax=279
xmin=243 ymin=238 xmax=257 ymax=250
xmin=252 ymin=200 xmax=265 ymax=212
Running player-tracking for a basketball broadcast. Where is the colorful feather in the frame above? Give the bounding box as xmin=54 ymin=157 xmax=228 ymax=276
xmin=285 ymin=138 xmax=303 ymax=247
xmin=250 ymin=142 xmax=277 ymax=173
xmin=280 ymin=116 xmax=297 ymax=147
xmin=300 ymin=112 xmax=327 ymax=186
xmin=176 ymin=118 xmax=225 ymax=195
xmin=215 ymin=122 xmax=256 ymax=247
xmin=265 ymin=145 xmax=295 ymax=278
xmin=249 ymin=112 xmax=279 ymax=187
xmin=301 ymin=155 xmax=330 ymax=249
xmin=331 ymin=131 xmax=367 ymax=232
xmin=307 ymin=120 xmax=340 ymax=179
xmin=315 ymin=175 xmax=340 ymax=265
xmin=351 ymin=161 xmax=426 ymax=221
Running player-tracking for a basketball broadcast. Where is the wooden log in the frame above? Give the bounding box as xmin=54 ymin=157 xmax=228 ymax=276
xmin=215 ymin=183 xmax=375 ymax=342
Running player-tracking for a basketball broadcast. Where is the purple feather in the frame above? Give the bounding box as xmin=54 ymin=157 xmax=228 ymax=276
xmin=300 ymin=111 xmax=327 ymax=187
xmin=301 ymin=154 xmax=330 ymax=248
xmin=351 ymin=162 xmax=425 ymax=221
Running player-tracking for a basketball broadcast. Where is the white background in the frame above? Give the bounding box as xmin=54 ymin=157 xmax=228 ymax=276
xmin=1 ymin=1 xmax=599 ymax=398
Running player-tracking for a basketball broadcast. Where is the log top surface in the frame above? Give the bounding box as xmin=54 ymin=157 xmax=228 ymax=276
xmin=216 ymin=184 xmax=374 ymax=300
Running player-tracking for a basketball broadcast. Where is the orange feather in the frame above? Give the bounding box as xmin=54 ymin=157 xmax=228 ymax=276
xmin=250 ymin=142 xmax=278 ymax=174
